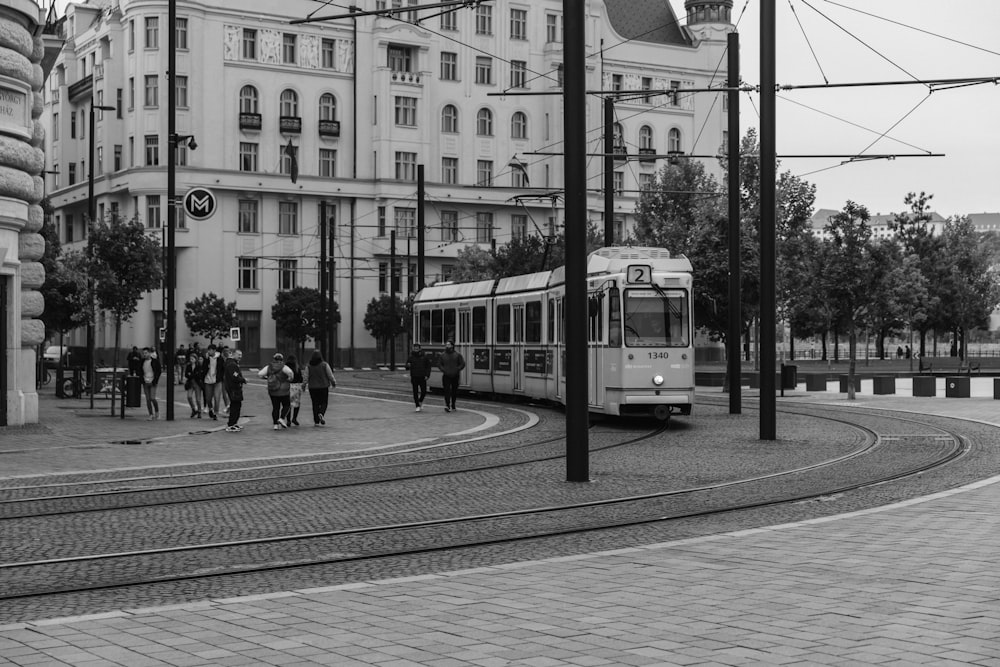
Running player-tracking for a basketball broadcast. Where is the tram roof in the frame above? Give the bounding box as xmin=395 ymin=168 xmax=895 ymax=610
xmin=414 ymin=279 xmax=496 ymax=303
xmin=495 ymin=270 xmax=553 ymax=295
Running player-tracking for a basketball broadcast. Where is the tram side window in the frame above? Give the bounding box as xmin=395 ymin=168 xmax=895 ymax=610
xmin=608 ymin=287 xmax=621 ymax=347
xmin=431 ymin=309 xmax=443 ymax=343
xmin=588 ymin=295 xmax=604 ymax=342
xmin=496 ymin=304 xmax=511 ymax=343
xmin=444 ymin=308 xmax=457 ymax=343
xmin=547 ymin=299 xmax=555 ymax=343
xmin=472 ymin=306 xmax=487 ymax=343
xmin=525 ymin=301 xmax=542 ymax=343
xmin=419 ymin=310 xmax=431 ymax=344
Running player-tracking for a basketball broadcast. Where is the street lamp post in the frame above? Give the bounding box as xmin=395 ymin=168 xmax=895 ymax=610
xmin=87 ymin=101 xmax=116 ymax=410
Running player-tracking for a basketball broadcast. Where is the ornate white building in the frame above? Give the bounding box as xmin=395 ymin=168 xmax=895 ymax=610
xmin=44 ymin=0 xmax=733 ymax=367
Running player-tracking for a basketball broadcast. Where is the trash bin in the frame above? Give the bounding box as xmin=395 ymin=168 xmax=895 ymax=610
xmin=125 ymin=375 xmax=142 ymax=408
xmin=781 ymin=364 xmax=797 ymax=390
xmin=913 ymin=375 xmax=936 ymax=397
xmin=945 ymin=376 xmax=970 ymax=398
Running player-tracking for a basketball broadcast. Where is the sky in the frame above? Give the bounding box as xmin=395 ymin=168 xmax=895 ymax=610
xmin=44 ymin=0 xmax=1000 ymax=218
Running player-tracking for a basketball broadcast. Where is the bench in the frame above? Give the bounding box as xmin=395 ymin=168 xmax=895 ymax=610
xmin=918 ymin=358 xmax=980 ymax=376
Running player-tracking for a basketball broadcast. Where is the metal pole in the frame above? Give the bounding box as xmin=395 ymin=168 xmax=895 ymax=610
xmin=760 ymin=1 xmax=777 ymax=439
xmin=87 ymin=103 xmax=96 ymax=409
xmin=319 ymin=199 xmax=327 ymax=358
xmin=563 ymin=0 xmax=589 ymax=482
xmin=417 ymin=164 xmax=425 ymax=290
xmin=389 ymin=230 xmax=396 ymax=371
xmin=603 ymin=97 xmax=614 ymax=246
xmin=727 ymin=32 xmax=741 ymax=414
xmin=165 ymin=0 xmax=177 ymax=420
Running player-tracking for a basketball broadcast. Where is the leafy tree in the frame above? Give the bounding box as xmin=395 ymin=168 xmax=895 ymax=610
xmin=938 ymin=216 xmax=1000 ymax=359
xmin=38 ymin=206 xmax=84 ymax=345
xmin=184 ymin=292 xmax=237 ymax=344
xmin=363 ymin=294 xmax=409 ymax=362
xmin=450 ymin=245 xmax=494 ymax=282
xmin=271 ymin=287 xmax=340 ymax=358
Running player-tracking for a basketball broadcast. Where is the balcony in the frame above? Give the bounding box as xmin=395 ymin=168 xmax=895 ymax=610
xmin=279 ymin=115 xmax=302 ymax=134
xmin=318 ymin=119 xmax=340 ymax=138
xmin=239 ymin=112 xmax=262 ymax=131
xmin=390 ymin=70 xmax=422 ymax=85
xmin=94 ymin=64 xmax=104 ymax=80
xmin=67 ymin=74 xmax=93 ymax=102
xmin=638 ymin=147 xmax=657 ymax=163
xmin=613 ymin=143 xmax=628 ymax=162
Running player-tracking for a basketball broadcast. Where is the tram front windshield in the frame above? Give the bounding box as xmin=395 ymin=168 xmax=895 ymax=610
xmin=623 ymin=288 xmax=689 ymax=347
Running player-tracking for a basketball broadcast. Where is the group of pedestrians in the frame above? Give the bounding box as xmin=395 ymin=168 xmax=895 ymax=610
xmin=258 ymin=351 xmax=337 ymax=430
xmin=405 ymin=340 xmax=466 ymax=412
xmin=178 ymin=344 xmax=234 ymax=421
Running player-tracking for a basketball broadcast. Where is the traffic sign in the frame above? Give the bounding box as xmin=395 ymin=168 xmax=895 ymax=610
xmin=183 ymin=187 xmax=217 ymax=221
xmin=230 ymin=327 xmax=241 ymax=342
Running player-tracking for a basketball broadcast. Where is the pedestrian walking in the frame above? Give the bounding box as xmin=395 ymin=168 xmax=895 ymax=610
xmin=175 ymin=344 xmax=187 ymax=384
xmin=286 ymin=354 xmax=304 ymax=426
xmin=258 ymin=352 xmax=294 ymax=429
xmin=404 ymin=342 xmax=432 ymax=412
xmin=438 ymin=340 xmax=465 ymax=412
xmin=140 ymin=347 xmax=161 ymax=420
xmin=301 ymin=350 xmax=336 ymax=425
xmin=183 ymin=352 xmax=205 ymax=418
xmin=223 ymin=349 xmax=247 ymax=432
xmin=201 ymin=344 xmax=225 ymax=420
xmin=219 ymin=347 xmax=231 ymax=416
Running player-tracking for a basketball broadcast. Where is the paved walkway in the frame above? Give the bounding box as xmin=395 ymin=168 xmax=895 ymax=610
xmin=2 ymin=377 xmax=1000 ymax=666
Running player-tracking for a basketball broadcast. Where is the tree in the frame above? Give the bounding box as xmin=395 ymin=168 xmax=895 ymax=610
xmin=450 ymin=245 xmax=495 ymax=283
xmin=271 ymin=287 xmax=340 ymax=357
xmin=364 ymin=294 xmax=409 ymax=362
xmin=184 ymin=292 xmax=237 ymax=344
xmin=938 ymin=216 xmax=1000 ymax=359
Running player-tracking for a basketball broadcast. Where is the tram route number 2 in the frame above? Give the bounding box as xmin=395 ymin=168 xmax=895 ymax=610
xmin=627 ymin=265 xmax=652 ymax=284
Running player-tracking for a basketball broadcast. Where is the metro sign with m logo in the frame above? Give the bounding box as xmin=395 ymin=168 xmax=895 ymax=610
xmin=182 ymin=187 xmax=217 ymax=221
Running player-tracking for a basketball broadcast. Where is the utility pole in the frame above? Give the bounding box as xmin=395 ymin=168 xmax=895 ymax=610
xmin=319 ymin=199 xmax=327 ymax=358
xmin=389 ymin=230 xmax=397 ymax=371
xmin=727 ymin=32 xmax=741 ymax=415
xmin=165 ymin=0 xmax=177 ymax=420
xmin=760 ymin=2 xmax=777 ymax=439
xmin=417 ymin=165 xmax=425 ymax=291
xmin=603 ymin=97 xmax=614 ymax=246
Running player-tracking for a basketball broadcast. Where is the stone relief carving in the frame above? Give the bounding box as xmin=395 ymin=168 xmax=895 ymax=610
xmin=337 ymin=39 xmax=353 ymax=73
xmin=224 ymin=25 xmax=241 ymax=61
xmin=259 ymin=29 xmax=280 ymax=64
xmin=300 ymin=35 xmax=319 ymax=69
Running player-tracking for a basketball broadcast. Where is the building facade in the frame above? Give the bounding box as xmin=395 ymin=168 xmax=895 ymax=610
xmin=44 ymin=0 xmax=733 ymax=367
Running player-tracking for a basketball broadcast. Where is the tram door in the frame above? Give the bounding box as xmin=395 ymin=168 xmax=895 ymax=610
xmin=512 ymin=305 xmax=524 ymax=392
xmin=554 ymin=297 xmax=564 ymax=400
xmin=458 ymin=309 xmax=472 ymax=386
xmin=588 ymin=294 xmax=605 ymax=407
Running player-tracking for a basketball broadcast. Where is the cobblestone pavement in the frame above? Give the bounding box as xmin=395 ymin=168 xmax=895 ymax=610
xmin=1 ymin=375 xmax=999 ymax=666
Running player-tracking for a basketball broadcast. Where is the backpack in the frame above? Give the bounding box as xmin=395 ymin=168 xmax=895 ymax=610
xmin=267 ymin=369 xmax=282 ymax=393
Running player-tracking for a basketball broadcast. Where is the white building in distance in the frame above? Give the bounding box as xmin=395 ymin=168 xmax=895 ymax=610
xmin=44 ymin=0 xmax=733 ymax=367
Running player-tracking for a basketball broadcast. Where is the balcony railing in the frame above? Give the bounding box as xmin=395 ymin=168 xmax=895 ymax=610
xmin=279 ymin=115 xmax=302 ymax=134
xmin=318 ymin=119 xmax=340 ymax=137
xmin=638 ymin=147 xmax=657 ymax=163
xmin=390 ymin=70 xmax=422 ymax=85
xmin=613 ymin=143 xmax=628 ymax=162
xmin=239 ymin=112 xmax=262 ymax=131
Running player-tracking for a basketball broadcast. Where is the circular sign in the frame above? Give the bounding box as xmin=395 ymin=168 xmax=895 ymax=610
xmin=183 ymin=187 xmax=217 ymax=221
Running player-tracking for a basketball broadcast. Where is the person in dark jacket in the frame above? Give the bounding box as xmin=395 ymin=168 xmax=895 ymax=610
xmin=140 ymin=347 xmax=162 ymax=420
xmin=301 ymin=350 xmax=336 ymax=425
xmin=223 ymin=349 xmax=247 ymax=432
xmin=183 ymin=352 xmax=205 ymax=418
xmin=405 ymin=343 xmax=432 ymax=412
xmin=437 ymin=340 xmax=466 ymax=412
xmin=127 ymin=346 xmax=142 ymax=377
xmin=258 ymin=353 xmax=294 ymax=429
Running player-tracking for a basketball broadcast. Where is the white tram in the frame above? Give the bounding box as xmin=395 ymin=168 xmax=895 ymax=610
xmin=412 ymin=246 xmax=695 ymax=420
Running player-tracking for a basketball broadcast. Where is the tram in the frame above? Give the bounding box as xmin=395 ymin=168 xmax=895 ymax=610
xmin=411 ymin=246 xmax=695 ymax=420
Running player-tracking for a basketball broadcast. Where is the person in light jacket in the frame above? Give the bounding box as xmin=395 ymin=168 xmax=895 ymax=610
xmin=437 ymin=340 xmax=465 ymax=412
xmin=301 ymin=350 xmax=336 ymax=426
xmin=258 ymin=353 xmax=294 ymax=429
xmin=140 ymin=347 xmax=162 ymax=420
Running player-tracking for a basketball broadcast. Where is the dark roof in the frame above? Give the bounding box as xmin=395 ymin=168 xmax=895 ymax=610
xmin=604 ymin=0 xmax=690 ymax=47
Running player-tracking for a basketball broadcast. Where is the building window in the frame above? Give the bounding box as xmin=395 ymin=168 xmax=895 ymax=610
xmin=116 ymin=88 xmax=123 ymax=117
xmin=512 ymin=214 xmax=528 ymax=240
xmin=176 ymin=141 xmax=188 ymax=166
xmin=281 ymin=144 xmax=298 ymax=177
xmin=668 ymin=127 xmax=682 ymax=153
xmin=280 ymin=89 xmax=299 ymax=116
xmin=476 ymin=212 xmax=493 ymax=243
xmin=441 ymin=210 xmax=458 ymax=242
xmin=145 ymin=16 xmax=159 ymax=49
xmin=176 ymin=75 xmax=188 ymax=108
xmin=476 ymin=108 xmax=493 ymax=136
xmin=114 ymin=145 xmax=122 ymax=171
xmin=70 ymin=111 xmax=76 ymax=138
xmin=144 ymin=75 xmax=158 ymax=107
xmin=441 ymin=105 xmax=458 ymax=133
xmin=641 ymin=76 xmax=653 ymax=103
xmin=395 ymin=207 xmax=415 ymax=238
xmin=96 ymin=146 xmax=103 ymax=175
xmin=239 ymin=142 xmax=258 ymax=171
xmin=639 ymin=125 xmax=653 ymax=149
xmin=129 ymin=136 xmax=134 ymax=166
xmin=279 ymin=201 xmax=298 ymax=235
xmin=240 ymin=85 xmax=258 ymax=113
xmin=476 ymin=160 xmax=493 ymax=186
xmin=319 ymin=93 xmax=336 ymax=120
xmin=238 ymin=200 xmax=258 ymax=233
xmin=146 ymin=195 xmax=161 ymax=228
xmin=670 ymin=80 xmax=681 ymax=106
xmin=388 ymin=45 xmax=413 ymax=72
xmin=511 ymin=111 xmax=527 ymax=139
xmin=322 ymin=38 xmax=336 ymax=69
xmin=319 ymin=148 xmax=336 ymax=177
xmin=441 ymin=11 xmax=456 ymax=30
xmin=377 ymin=205 xmax=386 ymax=237
xmin=475 ymin=5 xmax=492 ymax=34
xmin=238 ymin=258 xmax=259 ymax=290
xmin=394 ymin=96 xmax=417 ymax=126
xmin=145 ymin=135 xmax=159 ymax=166
xmin=612 ymin=74 xmax=623 ymax=91
xmin=442 ymin=157 xmax=458 ymax=185
xmin=278 ymin=259 xmax=297 ymax=290
xmin=511 ymin=60 xmax=527 ymax=89
xmin=67 ymin=163 xmax=76 ymax=184
xmin=242 ymin=28 xmax=257 ymax=60
xmin=175 ymin=18 xmax=188 ymax=49
xmin=546 ymin=13 xmax=561 ymax=42
xmin=510 ymin=9 xmax=527 ymax=40
xmin=128 ymin=77 xmax=134 ymax=109
xmin=639 ymin=173 xmax=654 ymax=191
xmin=395 ymin=151 xmax=417 ymax=180
xmin=511 ymin=162 xmax=528 ymax=188
xmin=613 ymin=171 xmax=624 ymax=196
xmin=378 ymin=262 xmax=388 ymax=293
xmin=475 ymin=56 xmax=493 ymax=85
xmin=52 ymin=113 xmax=58 ymax=140
xmin=440 ymin=52 xmax=457 ymax=81
xmin=282 ymin=33 xmax=297 ymax=64
xmin=128 ymin=19 xmax=135 ymax=51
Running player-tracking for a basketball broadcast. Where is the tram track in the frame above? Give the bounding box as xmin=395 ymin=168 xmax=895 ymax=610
xmin=0 ymin=410 xmax=970 ymax=603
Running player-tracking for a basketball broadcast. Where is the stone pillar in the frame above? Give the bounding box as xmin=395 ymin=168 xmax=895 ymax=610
xmin=0 ymin=0 xmax=50 ymax=425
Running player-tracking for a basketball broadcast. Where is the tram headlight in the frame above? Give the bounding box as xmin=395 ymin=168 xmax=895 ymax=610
xmin=652 ymin=374 xmax=664 ymax=386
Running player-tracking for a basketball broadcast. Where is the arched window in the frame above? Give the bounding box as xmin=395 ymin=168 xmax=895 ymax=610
xmin=639 ymin=125 xmax=653 ymax=150
xmin=441 ymin=104 xmax=458 ymax=133
xmin=668 ymin=128 xmax=682 ymax=153
xmin=239 ymin=85 xmax=258 ymax=114
xmin=511 ymin=111 xmax=527 ymax=139
xmin=318 ymin=93 xmax=336 ymax=121
xmin=613 ymin=122 xmax=624 ymax=148
xmin=280 ymin=89 xmax=299 ymax=117
xmin=476 ymin=108 xmax=493 ymax=136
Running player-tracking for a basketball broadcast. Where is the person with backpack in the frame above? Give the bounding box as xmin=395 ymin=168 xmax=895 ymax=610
xmin=301 ymin=350 xmax=336 ymax=426
xmin=257 ymin=352 xmax=294 ymax=429
xmin=404 ymin=342 xmax=432 ymax=412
